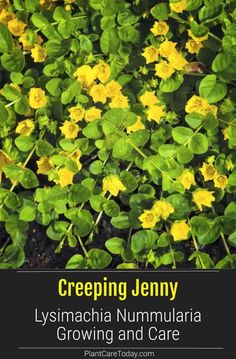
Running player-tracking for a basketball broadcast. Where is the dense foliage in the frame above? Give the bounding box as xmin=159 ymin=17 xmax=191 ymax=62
xmin=0 ymin=0 xmax=236 ymax=269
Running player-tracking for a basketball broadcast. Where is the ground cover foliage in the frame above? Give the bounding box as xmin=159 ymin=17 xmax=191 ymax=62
xmin=0 ymin=0 xmax=236 ymax=269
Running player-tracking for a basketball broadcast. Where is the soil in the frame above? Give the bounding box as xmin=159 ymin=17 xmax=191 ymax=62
xmin=20 ymin=219 xmax=230 ymax=269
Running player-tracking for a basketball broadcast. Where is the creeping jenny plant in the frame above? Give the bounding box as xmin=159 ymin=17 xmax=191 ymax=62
xmin=0 ymin=0 xmax=236 ymax=269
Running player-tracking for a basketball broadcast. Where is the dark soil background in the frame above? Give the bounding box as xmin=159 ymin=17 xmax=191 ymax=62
xmin=16 ymin=221 xmax=229 ymax=268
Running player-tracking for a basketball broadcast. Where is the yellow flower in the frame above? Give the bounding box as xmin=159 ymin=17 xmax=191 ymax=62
xmin=0 ymin=0 xmax=10 ymax=9
xmin=186 ymin=39 xmax=203 ymax=54
xmin=19 ymin=32 xmax=43 ymax=51
xmin=0 ymin=9 xmax=15 ymax=25
xmin=202 ymin=104 xmax=218 ymax=117
xmin=155 ymin=61 xmax=175 ymax=80
xmin=39 ymin=0 xmax=54 ymax=9
xmin=31 ymin=44 xmax=47 ymax=63
xmin=69 ymin=106 xmax=85 ymax=122
xmin=152 ymin=200 xmax=174 ymax=220
xmin=169 ymin=52 xmax=188 ymax=70
xmin=29 ymin=88 xmax=47 ymax=109
xmin=213 ymin=174 xmax=228 ymax=189
xmin=90 ymin=84 xmax=108 ymax=104
xmin=225 ymin=159 xmax=234 ymax=171
xmin=151 ymin=21 xmax=169 ymax=36
xmin=200 ymin=163 xmax=216 ymax=181
xmin=159 ymin=40 xmax=177 ymax=58
xmin=94 ymin=62 xmax=111 ymax=83
xmin=193 ymin=189 xmax=215 ymax=211
xmin=0 ymin=150 xmax=12 ymax=185
xmin=222 ymin=127 xmax=229 ymax=141
xmin=37 ymin=157 xmax=53 ymax=175
xmin=126 ymin=116 xmax=145 ymax=134
xmin=170 ymin=0 xmax=187 ymax=13
xmin=74 ymin=65 xmax=96 ymax=89
xmin=142 ymin=46 xmax=159 ymax=64
xmin=106 ymin=80 xmax=122 ymax=98
xmin=178 ymin=170 xmax=196 ymax=190
xmin=146 ymin=104 xmax=165 ymax=123
xmin=15 ymin=119 xmax=35 ymax=136
xmin=185 ymin=95 xmax=208 ymax=114
xmin=54 ymin=168 xmax=74 ymax=187
xmin=85 ymin=107 xmax=102 ymax=122
xmin=140 ymin=91 xmax=158 ymax=107
xmin=171 ymin=220 xmax=190 ymax=241
xmin=139 ymin=209 xmax=159 ymax=229
xmin=71 ymin=149 xmax=82 ymax=171
xmin=8 ymin=17 xmax=26 ymax=37
xmin=60 ymin=120 xmax=80 ymax=139
xmin=109 ymin=93 xmax=129 ymax=109
xmin=188 ymin=30 xmax=208 ymax=43
xmin=103 ymin=174 xmax=126 ymax=196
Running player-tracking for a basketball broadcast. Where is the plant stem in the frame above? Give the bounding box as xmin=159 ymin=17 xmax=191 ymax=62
xmin=219 ymin=119 xmax=236 ymax=128
xmin=192 ymin=234 xmax=205 ymax=269
xmin=0 ymin=129 xmax=46 ymax=209
xmin=209 ymin=32 xmax=222 ymax=43
xmin=5 ymin=98 xmax=21 ymax=108
xmin=169 ymin=241 xmax=177 ymax=269
xmin=78 ymin=235 xmax=89 ymax=258
xmin=0 ymin=238 xmax=10 ymax=257
xmin=211 ymin=205 xmax=234 ymax=268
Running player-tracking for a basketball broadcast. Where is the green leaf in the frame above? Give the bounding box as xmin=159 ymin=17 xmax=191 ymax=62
xmin=0 ymin=23 xmax=13 ymax=53
xmin=159 ymin=74 xmax=184 ymax=93
xmin=46 ymin=78 xmax=62 ymax=96
xmin=90 ymin=195 xmax=107 ymax=212
xmin=15 ymin=136 xmax=34 ymax=152
xmin=14 ymin=96 xmax=30 ymax=115
xmin=112 ymin=138 xmax=133 ymax=159
xmin=185 ymin=113 xmax=204 ymax=129
xmin=80 ymin=35 xmax=93 ymax=53
xmin=120 ymin=171 xmax=138 ymax=193
xmin=167 ymin=194 xmax=192 ymax=219
xmin=1 ymin=48 xmax=25 ymax=73
xmin=19 ymin=169 xmax=39 ymax=189
xmin=190 ymin=216 xmax=211 ymax=236
xmin=25 ymin=0 xmax=39 ymax=12
xmin=188 ymin=133 xmax=208 ymax=154
xmin=89 ymin=160 xmax=103 ymax=175
xmin=172 ymin=126 xmax=193 ymax=144
xmin=197 ymin=220 xmax=221 ymax=245
xmin=105 ymin=237 xmax=125 ymax=254
xmin=47 ymin=221 xmax=69 ymax=241
xmin=4 ymin=192 xmax=21 ymax=209
xmin=0 ymin=101 xmax=9 ymax=123
xmin=190 ymin=21 xmax=208 ymax=38
xmin=73 ymin=210 xmax=93 ymax=237
xmin=228 ymin=231 xmax=236 ymax=247
xmin=19 ymin=206 xmax=36 ymax=222
xmin=53 ymin=6 xmax=70 ymax=21
xmin=111 ymin=212 xmax=130 ymax=229
xmin=100 ymin=28 xmax=120 ymax=54
xmin=177 ymin=147 xmax=194 ymax=164
xmin=0 ymin=244 xmax=25 ymax=268
xmin=131 ymin=230 xmax=158 ymax=253
xmin=66 ymin=254 xmax=86 ymax=269
xmin=36 ymin=139 xmax=54 ymax=156
xmin=31 ymin=13 xmax=48 ymax=28
xmin=158 ymin=144 xmax=177 ymax=158
xmin=69 ymin=184 xmax=92 ymax=204
xmin=87 ymin=249 xmax=112 ymax=269
xmin=103 ymin=200 xmax=120 ymax=217
xmin=199 ymin=74 xmax=227 ymax=103
xmin=151 ymin=3 xmax=169 ymax=20
xmin=117 ymin=263 xmax=138 ymax=269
